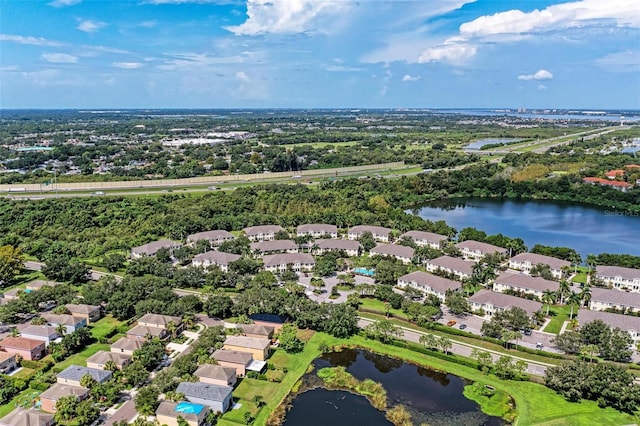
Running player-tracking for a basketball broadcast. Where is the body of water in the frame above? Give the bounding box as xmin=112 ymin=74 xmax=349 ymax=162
xmin=284 ymin=349 xmax=502 ymax=426
xmin=412 ymin=198 xmax=640 ymax=260
xmin=464 ymin=138 xmax=522 ymax=150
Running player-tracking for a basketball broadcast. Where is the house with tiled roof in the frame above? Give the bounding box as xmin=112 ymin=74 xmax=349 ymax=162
xmin=589 ymin=287 xmax=640 ymax=313
xmin=426 ymin=256 xmax=475 ymax=280
xmin=224 ymin=336 xmax=270 ymax=361
xmin=262 ymin=253 xmax=315 ymax=273
xmin=398 ymin=271 xmax=461 ymax=302
xmin=137 ymin=313 xmax=182 ymax=330
xmin=250 ymin=240 xmax=298 ymax=254
xmin=400 ymin=230 xmax=448 ymax=249
xmin=131 ymin=239 xmax=182 ymax=259
xmin=455 ymin=240 xmax=507 ymax=262
xmin=493 ymin=272 xmax=559 ymax=299
xmin=86 ymin=350 xmax=132 ymax=370
xmin=176 ymin=382 xmax=234 ymax=413
xmin=42 ymin=313 xmax=86 ymax=335
xmin=193 ymin=250 xmax=241 ymax=272
xmin=595 ymin=265 xmax=640 ymax=292
xmin=582 ymin=177 xmax=633 ymax=192
xmin=0 ymin=408 xmax=53 ymax=426
xmin=110 ymin=337 xmax=144 ymax=356
xmin=578 ymin=309 xmax=640 ymax=344
xmin=468 ymin=290 xmax=542 ymax=318
xmin=297 ymin=224 xmax=338 ymax=239
xmin=156 ymin=401 xmax=209 ymax=426
xmin=66 ymin=303 xmax=101 ymax=323
xmin=212 ymin=349 xmax=253 ymax=377
xmin=40 ymin=383 xmax=89 ymax=413
xmin=508 ymin=253 xmax=570 ymax=279
xmin=187 ymin=230 xmax=234 ymax=247
xmin=57 ymin=365 xmax=112 ymax=387
xmin=0 ymin=352 xmax=17 ymax=374
xmin=0 ymin=337 xmax=46 ymax=360
xmin=242 ymin=225 xmax=284 ymax=241
xmin=194 ymin=363 xmax=237 ymax=387
xmin=347 ymin=225 xmax=392 ymax=242
xmin=25 ymin=280 xmax=61 ymax=291
xmin=313 ymin=239 xmax=361 ymax=257
xmin=370 ymin=244 xmax=415 ymax=264
xmin=20 ymin=325 xmax=58 ymax=347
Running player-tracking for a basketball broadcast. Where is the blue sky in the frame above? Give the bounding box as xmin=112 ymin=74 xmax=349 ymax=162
xmin=1 ymin=0 xmax=638 ymax=109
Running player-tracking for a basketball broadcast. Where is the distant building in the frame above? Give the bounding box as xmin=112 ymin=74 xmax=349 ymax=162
xmin=578 ymin=309 xmax=640 ymax=344
xmin=582 ymin=177 xmax=633 ymax=192
xmin=596 ymin=265 xmax=640 ymax=292
xmin=454 ymin=240 xmax=507 ymax=262
xmin=493 ymin=272 xmax=559 ymax=299
xmin=313 ymin=239 xmax=361 ymax=257
xmin=397 ymin=271 xmax=460 ymax=302
xmin=262 ymin=253 xmax=315 ymax=273
xmin=187 ymin=230 xmax=235 ymax=247
xmin=425 ymin=256 xmax=475 ymax=280
xmin=192 ymin=250 xmax=241 ymax=272
xmin=296 ymin=224 xmax=338 ymax=239
xmin=468 ymin=290 xmax=542 ymax=318
xmin=131 ymin=239 xmax=182 ymax=259
xmin=370 ymin=243 xmax=415 ymax=264
xmin=25 ymin=280 xmax=61 ymax=291
xmin=508 ymin=253 xmax=570 ymax=279
xmin=242 ymin=225 xmax=284 ymax=242
xmin=250 ymin=240 xmax=298 ymax=254
xmin=347 ymin=225 xmax=392 ymax=242
xmin=400 ymin=231 xmax=448 ymax=249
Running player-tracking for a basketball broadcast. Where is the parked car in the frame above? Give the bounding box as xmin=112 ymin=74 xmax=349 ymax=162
xmin=447 ymin=320 xmax=457 ymax=327
xmin=458 ymin=324 xmax=467 ymax=330
xmin=524 ymin=328 xmax=532 ymax=336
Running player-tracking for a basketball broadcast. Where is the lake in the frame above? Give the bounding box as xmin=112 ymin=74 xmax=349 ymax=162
xmin=412 ymin=198 xmax=640 ymax=260
xmin=283 ymin=349 xmax=502 ymax=426
xmin=463 ymin=138 xmax=522 ymax=150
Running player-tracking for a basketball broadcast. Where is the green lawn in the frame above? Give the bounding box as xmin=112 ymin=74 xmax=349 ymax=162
xmin=89 ymin=315 xmax=124 ymax=339
xmin=543 ymin=305 xmax=574 ymax=334
xmin=0 ymin=388 xmax=41 ymax=417
xmin=359 ymin=298 xmax=409 ymax=320
xmin=572 ymin=272 xmax=588 ymax=285
xmin=51 ymin=343 xmax=111 ymax=371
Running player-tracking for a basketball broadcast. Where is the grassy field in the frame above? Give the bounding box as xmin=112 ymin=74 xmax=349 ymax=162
xmin=89 ymin=315 xmax=124 ymax=339
xmin=572 ymin=272 xmax=588 ymax=285
xmin=543 ymin=305 xmax=572 ymax=334
xmin=49 ymin=343 xmax=111 ymax=371
xmin=359 ymin=298 xmax=409 ymax=320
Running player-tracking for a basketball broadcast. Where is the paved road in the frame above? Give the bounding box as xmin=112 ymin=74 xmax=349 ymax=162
xmin=357 ymin=318 xmax=554 ymax=376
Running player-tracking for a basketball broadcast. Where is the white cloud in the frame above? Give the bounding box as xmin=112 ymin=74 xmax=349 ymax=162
xmin=113 ymin=62 xmax=144 ymax=69
xmin=325 ymin=65 xmax=363 ymax=72
xmin=77 ymin=20 xmax=107 ymax=33
xmin=418 ymin=42 xmax=477 ymax=66
xmin=402 ymin=74 xmax=421 ymax=82
xmin=48 ymin=0 xmax=81 ymax=7
xmin=595 ymin=50 xmax=640 ymax=72
xmin=518 ymin=69 xmax=553 ymax=80
xmin=235 ymin=71 xmax=250 ymax=81
xmin=42 ymin=53 xmax=78 ymax=63
xmin=538 ymin=84 xmax=547 ymax=90
xmin=0 ymin=34 xmax=64 ymax=47
xmin=138 ymin=20 xmax=158 ymax=28
xmin=0 ymin=65 xmax=19 ymax=72
xmin=225 ymin=0 xmax=352 ymax=35
xmin=145 ymin=0 xmax=238 ymax=3
xmin=460 ymin=0 xmax=640 ymax=39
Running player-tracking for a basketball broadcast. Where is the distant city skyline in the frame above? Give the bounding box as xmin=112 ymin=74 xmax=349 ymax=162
xmin=1 ymin=0 xmax=638 ymax=109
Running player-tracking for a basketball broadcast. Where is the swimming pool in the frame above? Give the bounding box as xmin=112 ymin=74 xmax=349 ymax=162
xmin=353 ymin=267 xmax=375 ymax=276
xmin=175 ymin=401 xmax=205 ymax=415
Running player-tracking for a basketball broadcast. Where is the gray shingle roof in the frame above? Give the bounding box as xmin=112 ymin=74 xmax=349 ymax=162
xmin=41 ymin=313 xmax=85 ymax=327
xmin=398 ymin=271 xmax=460 ymax=293
xmin=250 ymin=240 xmax=297 ymax=252
xmin=495 ymin=272 xmax=559 ymax=293
xmin=176 ymin=382 xmax=233 ymax=402
xmin=262 ymin=253 xmax=315 ymax=267
xmin=86 ymin=350 xmax=131 ymax=366
xmin=297 ymin=224 xmax=338 ymax=234
xmin=156 ymin=401 xmax=206 ymax=422
xmin=65 ymin=303 xmax=100 ymax=315
xmin=468 ymin=290 xmax=542 ymax=316
xmin=315 ymin=239 xmax=361 ymax=251
xmin=427 ymin=256 xmax=474 ymax=276
xmin=40 ymin=383 xmax=88 ymax=401
xmin=235 ymin=324 xmax=274 ymax=337
xmin=509 ymin=253 xmax=570 ymax=270
xmin=137 ymin=313 xmax=182 ymax=327
xmin=131 ymin=239 xmax=182 ymax=256
xmin=400 ymin=230 xmax=448 ymax=244
xmin=370 ymin=243 xmax=415 ymax=259
xmin=57 ymin=365 xmax=112 ymax=383
xmin=578 ymin=308 xmax=640 ymax=332
xmin=20 ymin=325 xmax=58 ymax=338
xmin=590 ymin=287 xmax=640 ymax=309
xmin=212 ymin=349 xmax=253 ymax=365
xmin=348 ymin=225 xmax=392 ymax=237
xmin=455 ymin=240 xmax=507 ymax=255
xmin=0 ymin=408 xmax=53 ymax=426
xmin=193 ymin=250 xmax=241 ymax=265
xmin=187 ymin=230 xmax=234 ymax=242
xmin=242 ymin=225 xmax=283 ymax=236
xmin=194 ymin=364 xmax=237 ymax=381
xmin=596 ymin=265 xmax=640 ymax=281
xmin=224 ymin=335 xmax=270 ymax=350
xmin=111 ymin=337 xmax=145 ymax=352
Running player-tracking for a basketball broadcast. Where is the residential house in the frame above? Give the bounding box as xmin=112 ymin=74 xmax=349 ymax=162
xmin=370 ymin=244 xmax=415 ymax=264
xmin=425 ymin=256 xmax=475 ymax=280
xmin=193 ymin=250 xmax=241 ymax=273
xmin=262 ymin=253 xmax=315 ymax=273
xmin=582 ymin=177 xmax=633 ymax=192
xmin=347 ymin=225 xmax=392 ymax=242
xmin=176 ymin=382 xmax=234 ymax=413
xmin=249 ymin=313 xmax=288 ymax=333
xmin=0 ymin=352 xmax=17 ymax=374
xmin=110 ymin=337 xmax=144 ymax=356
xmin=20 ymin=325 xmax=58 ymax=347
xmin=40 ymin=384 xmax=88 ymax=413
xmin=454 ymin=240 xmax=507 ymax=262
xmin=194 ymin=364 xmax=237 ymax=387
xmin=235 ymin=324 xmax=274 ymax=340
xmin=65 ymin=303 xmax=101 ymax=323
xmin=0 ymin=337 xmax=46 ymax=360
xmin=578 ymin=309 xmax=640 ymax=344
xmin=468 ymin=289 xmax=543 ymax=318
xmin=400 ymin=230 xmax=448 ymax=249
xmin=212 ymin=349 xmax=253 ymax=377
xmin=156 ymin=401 xmax=209 ymax=426
xmin=606 ymin=169 xmax=625 ymax=179
xmin=131 ymin=239 xmax=182 ymax=259
xmin=589 ymin=287 xmax=640 ymax=313
xmin=313 ymin=239 xmax=361 ymax=257
xmin=397 ymin=271 xmax=461 ymax=302
xmin=296 ymin=224 xmax=338 ymax=239
xmin=187 ymin=230 xmax=234 ymax=247
xmin=86 ymin=350 xmax=132 ymax=370
xmin=41 ymin=313 xmax=86 ymax=335
xmin=25 ymin=280 xmax=60 ymax=291
xmin=223 ymin=335 xmax=270 ymax=361
xmin=0 ymin=409 xmax=53 ymax=426
xmin=595 ymin=265 xmax=640 ymax=292
xmin=137 ymin=313 xmax=183 ymax=333
xmin=250 ymin=240 xmax=298 ymax=254
xmin=126 ymin=324 xmax=168 ymax=340
xmin=508 ymin=253 xmax=570 ymax=279
xmin=242 ymin=225 xmax=284 ymax=242
xmin=493 ymin=272 xmax=559 ymax=299
xmin=56 ymin=365 xmax=112 ymax=387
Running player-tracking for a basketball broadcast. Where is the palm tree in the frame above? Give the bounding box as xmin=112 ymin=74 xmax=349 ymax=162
xmin=438 ymin=337 xmax=453 ymax=354
xmin=567 ymin=292 xmax=581 ymax=320
xmin=104 ymin=360 xmax=118 ymax=372
xmin=166 ymin=321 xmax=178 ymax=339
xmin=558 ymin=279 xmax=571 ymax=305
xmin=55 ymin=323 xmax=67 ymax=337
xmin=580 ymin=285 xmax=592 ymax=308
xmin=542 ymin=289 xmax=556 ymax=316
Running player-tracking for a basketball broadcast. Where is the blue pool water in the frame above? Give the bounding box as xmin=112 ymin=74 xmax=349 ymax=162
xmin=24 ymin=289 xmax=33 ymax=293
xmin=353 ymin=267 xmax=375 ymax=276
xmin=175 ymin=401 xmax=205 ymax=415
